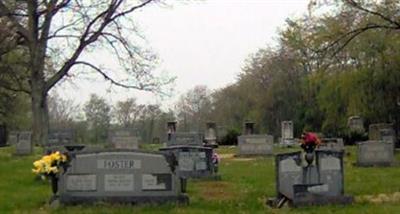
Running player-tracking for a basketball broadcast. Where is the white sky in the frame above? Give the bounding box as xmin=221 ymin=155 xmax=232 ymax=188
xmin=54 ymin=0 xmax=310 ymax=109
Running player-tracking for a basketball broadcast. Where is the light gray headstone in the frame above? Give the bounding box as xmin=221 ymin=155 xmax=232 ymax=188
xmin=318 ymin=138 xmax=344 ymax=151
xmin=108 ymin=129 xmax=139 ymax=149
xmin=316 ymin=151 xmax=344 ymax=196
xmin=15 ymin=131 xmax=32 ymax=155
xmin=357 ymin=141 xmax=394 ymax=166
xmin=281 ymin=121 xmax=294 ymax=139
xmin=348 ymin=116 xmax=364 ymax=133
xmin=58 ymin=150 xmax=187 ymax=204
xmin=237 ymin=135 xmax=273 ymax=155
xmin=276 ymin=152 xmax=302 ymax=199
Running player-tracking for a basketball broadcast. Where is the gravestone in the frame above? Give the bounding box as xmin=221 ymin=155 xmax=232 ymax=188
xmin=45 ymin=129 xmax=77 ymax=154
xmin=167 ymin=132 xmax=203 ymax=147
xmin=369 ymin=123 xmax=395 ymax=142
xmin=204 ymin=122 xmax=218 ymax=147
xmin=269 ymin=150 xmax=352 ymax=207
xmin=348 ymin=116 xmax=365 ymax=133
xmin=15 ymin=131 xmax=32 ymax=155
xmin=281 ymin=121 xmax=295 ymax=146
xmin=237 ymin=135 xmax=274 ymax=156
xmin=318 ymin=138 xmax=344 ymax=151
xmin=159 ymin=146 xmax=219 ymax=179
xmin=57 ymin=150 xmax=188 ymax=205
xmin=7 ymin=131 xmax=18 ymax=145
xmin=109 ymin=129 xmax=139 ymax=149
xmin=0 ymin=125 xmax=6 ymax=147
xmin=356 ymin=141 xmax=394 ymax=167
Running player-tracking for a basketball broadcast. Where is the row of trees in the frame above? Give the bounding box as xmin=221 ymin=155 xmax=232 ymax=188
xmin=174 ymin=0 xmax=400 ymax=139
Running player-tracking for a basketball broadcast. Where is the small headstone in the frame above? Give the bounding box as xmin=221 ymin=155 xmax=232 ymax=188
xmin=348 ymin=116 xmax=365 ymax=133
xmin=281 ymin=121 xmax=295 ymax=146
xmin=167 ymin=132 xmax=203 ymax=147
xmin=108 ymin=129 xmax=139 ymax=149
xmin=7 ymin=131 xmax=18 ymax=145
xmin=57 ymin=150 xmax=188 ymax=205
xmin=369 ymin=123 xmax=395 ymax=141
xmin=15 ymin=131 xmax=32 ymax=155
xmin=318 ymin=138 xmax=344 ymax=151
xmin=204 ymin=122 xmax=218 ymax=146
xmin=357 ymin=140 xmax=394 ymax=167
xmin=237 ymin=135 xmax=273 ymax=156
xmin=45 ymin=129 xmax=76 ymax=154
xmin=160 ymin=146 xmax=218 ymax=179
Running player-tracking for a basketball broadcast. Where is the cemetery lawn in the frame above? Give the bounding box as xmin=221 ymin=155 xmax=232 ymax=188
xmin=1 ymin=146 xmax=400 ymax=213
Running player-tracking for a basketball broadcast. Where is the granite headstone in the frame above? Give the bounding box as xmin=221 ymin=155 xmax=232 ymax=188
xmin=15 ymin=131 xmax=32 ymax=155
xmin=57 ymin=150 xmax=188 ymax=205
xmin=108 ymin=129 xmax=139 ymax=149
xmin=357 ymin=140 xmax=394 ymax=167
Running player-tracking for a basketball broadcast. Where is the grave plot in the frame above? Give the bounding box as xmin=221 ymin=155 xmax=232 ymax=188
xmin=56 ymin=150 xmax=188 ymax=205
xmin=108 ymin=129 xmax=139 ymax=150
xmin=280 ymin=121 xmax=295 ymax=147
xmin=159 ymin=146 xmax=220 ymax=180
xmin=318 ymin=138 xmax=344 ymax=151
xmin=356 ymin=141 xmax=394 ymax=167
xmin=267 ymin=150 xmax=353 ymax=207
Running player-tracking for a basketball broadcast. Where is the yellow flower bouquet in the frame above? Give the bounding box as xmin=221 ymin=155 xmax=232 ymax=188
xmin=32 ymin=151 xmax=68 ymax=179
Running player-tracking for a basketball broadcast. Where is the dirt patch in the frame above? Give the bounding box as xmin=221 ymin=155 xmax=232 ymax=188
xmin=198 ymin=181 xmax=237 ymax=201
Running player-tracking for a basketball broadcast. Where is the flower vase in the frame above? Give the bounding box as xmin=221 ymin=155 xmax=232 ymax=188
xmin=49 ymin=173 xmax=58 ymax=195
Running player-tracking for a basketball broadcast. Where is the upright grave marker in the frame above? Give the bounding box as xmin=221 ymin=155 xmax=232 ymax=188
xmin=237 ymin=122 xmax=273 ymax=156
xmin=369 ymin=123 xmax=396 ymax=143
xmin=318 ymin=138 xmax=344 ymax=151
xmin=45 ymin=129 xmax=78 ymax=154
xmin=57 ymin=150 xmax=188 ymax=205
xmin=204 ymin=122 xmax=218 ymax=147
xmin=108 ymin=129 xmax=139 ymax=149
xmin=268 ymin=150 xmax=352 ymax=207
xmin=356 ymin=140 xmax=394 ymax=167
xmin=348 ymin=116 xmax=365 ymax=134
xmin=15 ymin=131 xmax=32 ymax=155
xmin=280 ymin=121 xmax=295 ymax=146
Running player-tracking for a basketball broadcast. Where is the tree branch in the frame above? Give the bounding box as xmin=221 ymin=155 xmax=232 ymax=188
xmin=0 ymin=2 xmax=31 ymax=41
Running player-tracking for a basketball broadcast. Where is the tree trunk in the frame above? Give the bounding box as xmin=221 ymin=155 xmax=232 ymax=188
xmin=31 ymin=79 xmax=49 ymax=146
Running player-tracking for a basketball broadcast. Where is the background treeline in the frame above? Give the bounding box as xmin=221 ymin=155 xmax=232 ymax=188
xmin=1 ymin=1 xmax=399 ymax=144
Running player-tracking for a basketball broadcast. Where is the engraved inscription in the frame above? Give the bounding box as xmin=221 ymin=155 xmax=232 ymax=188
xmin=97 ymin=159 xmax=141 ymax=169
xmin=67 ymin=174 xmax=96 ymax=191
xmin=142 ymin=174 xmax=166 ymax=190
xmin=104 ymin=174 xmax=134 ymax=191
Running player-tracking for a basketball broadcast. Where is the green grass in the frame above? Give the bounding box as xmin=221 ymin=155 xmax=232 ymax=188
xmin=1 ymin=145 xmax=400 ymax=213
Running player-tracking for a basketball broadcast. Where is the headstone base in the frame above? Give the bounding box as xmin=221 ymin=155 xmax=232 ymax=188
xmin=59 ymin=194 xmax=189 ymax=205
xmin=292 ymin=194 xmax=353 ymax=207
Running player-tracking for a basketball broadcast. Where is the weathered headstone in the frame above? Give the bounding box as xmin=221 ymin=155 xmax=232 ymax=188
xmin=15 ymin=131 xmax=32 ymax=155
xmin=159 ymin=146 xmax=218 ymax=179
xmin=356 ymin=141 xmax=394 ymax=167
xmin=7 ymin=131 xmax=18 ymax=145
xmin=57 ymin=150 xmax=188 ymax=205
xmin=348 ymin=116 xmax=365 ymax=133
xmin=0 ymin=125 xmax=6 ymax=147
xmin=167 ymin=132 xmax=203 ymax=147
xmin=318 ymin=138 xmax=344 ymax=151
xmin=204 ymin=122 xmax=218 ymax=147
xmin=269 ymin=150 xmax=352 ymax=207
xmin=369 ymin=123 xmax=395 ymax=142
xmin=281 ymin=121 xmax=295 ymax=146
xmin=237 ymin=135 xmax=274 ymax=156
xmin=45 ymin=129 xmax=77 ymax=154
xmin=108 ymin=129 xmax=139 ymax=149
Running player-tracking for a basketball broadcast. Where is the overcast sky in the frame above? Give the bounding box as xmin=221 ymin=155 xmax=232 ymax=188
xmin=55 ymin=0 xmax=310 ymax=109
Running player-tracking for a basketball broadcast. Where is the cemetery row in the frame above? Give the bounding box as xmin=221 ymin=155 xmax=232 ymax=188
xmin=0 ymin=116 xmax=398 ymax=208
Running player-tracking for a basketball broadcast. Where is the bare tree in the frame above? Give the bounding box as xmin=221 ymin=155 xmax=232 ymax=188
xmin=114 ymin=97 xmax=144 ymax=128
xmin=48 ymin=92 xmax=79 ymax=129
xmin=0 ymin=0 xmax=172 ymax=144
